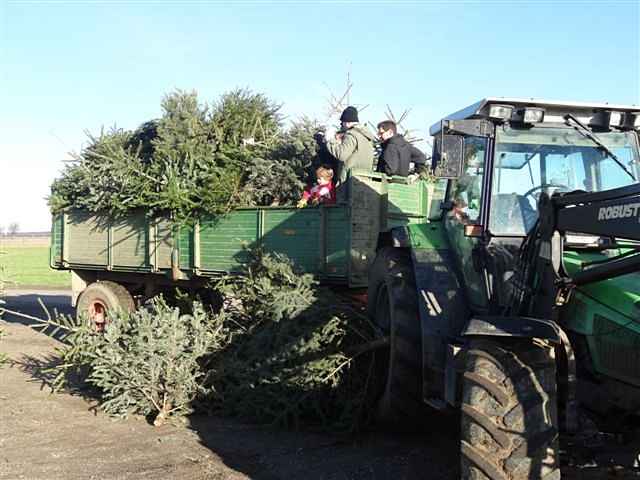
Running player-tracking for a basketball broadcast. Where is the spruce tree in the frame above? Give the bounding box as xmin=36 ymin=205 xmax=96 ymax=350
xmin=211 ymin=88 xmax=282 ymax=147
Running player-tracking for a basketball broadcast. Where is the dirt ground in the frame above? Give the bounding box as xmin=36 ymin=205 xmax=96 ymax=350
xmin=1 ymin=290 xmax=640 ymax=479
xmin=0 ymin=290 xmax=459 ymax=480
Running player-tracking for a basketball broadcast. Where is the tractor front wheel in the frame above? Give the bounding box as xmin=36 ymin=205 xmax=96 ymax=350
xmin=461 ymin=339 xmax=560 ymax=480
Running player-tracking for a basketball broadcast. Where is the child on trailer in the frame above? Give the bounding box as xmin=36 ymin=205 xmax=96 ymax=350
xmin=297 ymin=166 xmax=336 ymax=208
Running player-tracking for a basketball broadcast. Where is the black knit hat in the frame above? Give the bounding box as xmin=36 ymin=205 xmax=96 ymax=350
xmin=340 ymin=106 xmax=359 ymax=123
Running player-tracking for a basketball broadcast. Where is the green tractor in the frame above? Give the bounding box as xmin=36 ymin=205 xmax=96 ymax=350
xmin=367 ymin=98 xmax=640 ymax=479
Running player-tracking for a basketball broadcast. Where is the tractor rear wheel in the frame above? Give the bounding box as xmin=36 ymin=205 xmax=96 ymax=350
xmin=367 ymin=246 xmax=423 ymax=429
xmin=461 ymin=339 xmax=560 ymax=480
xmin=76 ymin=281 xmax=135 ymax=332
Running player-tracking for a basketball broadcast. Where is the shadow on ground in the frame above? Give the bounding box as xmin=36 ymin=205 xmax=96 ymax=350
xmin=186 ymin=412 xmax=460 ymax=480
xmin=2 ymin=290 xmax=74 ymax=326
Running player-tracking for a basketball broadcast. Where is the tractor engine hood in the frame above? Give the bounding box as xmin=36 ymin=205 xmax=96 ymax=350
xmin=564 ymin=250 xmax=640 ymax=321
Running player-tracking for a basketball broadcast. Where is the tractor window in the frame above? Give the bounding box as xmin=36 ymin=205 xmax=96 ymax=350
xmin=600 ymin=146 xmax=638 ymax=190
xmin=544 ymin=152 xmax=587 ymax=191
xmin=448 ymin=136 xmax=486 ymax=224
xmin=490 ymin=148 xmax=542 ymax=235
xmin=490 ymin=126 xmax=640 ymax=236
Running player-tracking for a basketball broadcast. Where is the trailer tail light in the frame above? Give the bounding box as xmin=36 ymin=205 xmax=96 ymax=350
xmin=464 ymin=225 xmax=483 ymax=237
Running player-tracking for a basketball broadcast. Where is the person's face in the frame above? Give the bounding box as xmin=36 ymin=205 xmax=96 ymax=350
xmin=377 ymin=127 xmax=393 ymax=141
xmin=318 ymin=176 xmax=331 ymax=185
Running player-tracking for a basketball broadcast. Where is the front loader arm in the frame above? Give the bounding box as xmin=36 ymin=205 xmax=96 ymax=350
xmin=512 ymin=183 xmax=640 ymax=319
xmin=549 ymin=183 xmax=640 ymax=287
xmin=554 ymin=183 xmax=640 ymax=241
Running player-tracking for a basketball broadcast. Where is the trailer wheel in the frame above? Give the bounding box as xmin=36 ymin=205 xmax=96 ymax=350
xmin=367 ymin=247 xmax=423 ymax=429
xmin=461 ymin=339 xmax=560 ymax=480
xmin=76 ymin=281 xmax=135 ymax=332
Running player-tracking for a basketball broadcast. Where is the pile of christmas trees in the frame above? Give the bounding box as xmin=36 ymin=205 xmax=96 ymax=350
xmin=37 ymin=248 xmax=381 ymax=430
xmin=49 ymin=89 xmax=323 ymax=225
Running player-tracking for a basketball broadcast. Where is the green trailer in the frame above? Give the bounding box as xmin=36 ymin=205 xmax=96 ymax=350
xmin=50 ymin=171 xmax=446 ymax=323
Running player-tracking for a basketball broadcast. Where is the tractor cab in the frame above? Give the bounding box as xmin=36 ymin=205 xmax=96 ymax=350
xmin=430 ymin=98 xmax=640 ymax=310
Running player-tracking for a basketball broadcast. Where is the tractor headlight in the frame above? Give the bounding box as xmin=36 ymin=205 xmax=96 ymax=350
xmin=619 ymin=112 xmax=638 ymax=131
xmin=523 ymin=107 xmax=545 ymax=123
xmin=488 ymin=104 xmax=514 ymax=121
xmin=589 ymin=110 xmax=612 ymax=132
xmin=512 ymin=107 xmax=545 ymax=124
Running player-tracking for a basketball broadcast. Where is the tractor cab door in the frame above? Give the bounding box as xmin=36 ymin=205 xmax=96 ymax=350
xmin=442 ymin=135 xmax=490 ymax=311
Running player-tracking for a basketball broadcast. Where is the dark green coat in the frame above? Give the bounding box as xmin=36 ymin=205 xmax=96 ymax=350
xmin=326 ymin=125 xmax=376 ymax=182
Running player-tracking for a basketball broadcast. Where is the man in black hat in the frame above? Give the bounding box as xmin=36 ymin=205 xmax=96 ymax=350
xmin=317 ymin=106 xmax=376 ymax=182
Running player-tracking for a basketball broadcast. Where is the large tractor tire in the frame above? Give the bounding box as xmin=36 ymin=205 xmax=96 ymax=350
xmin=76 ymin=281 xmax=135 ymax=332
xmin=367 ymin=246 xmax=423 ymax=429
xmin=461 ymin=339 xmax=560 ymax=480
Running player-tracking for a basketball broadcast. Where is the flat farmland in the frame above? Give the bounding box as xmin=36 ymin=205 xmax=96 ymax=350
xmin=0 ymin=238 xmax=70 ymax=289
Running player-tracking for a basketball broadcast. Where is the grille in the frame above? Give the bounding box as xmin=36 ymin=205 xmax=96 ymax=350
xmin=593 ymin=314 xmax=640 ymax=381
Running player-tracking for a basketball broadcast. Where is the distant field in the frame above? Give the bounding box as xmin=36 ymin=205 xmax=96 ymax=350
xmin=0 ymin=244 xmax=70 ymax=289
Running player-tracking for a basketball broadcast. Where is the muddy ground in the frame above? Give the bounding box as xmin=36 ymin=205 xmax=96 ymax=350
xmin=1 ymin=290 xmax=639 ymax=479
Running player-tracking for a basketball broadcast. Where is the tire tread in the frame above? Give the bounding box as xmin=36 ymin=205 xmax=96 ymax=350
xmin=461 ymin=340 xmax=560 ymax=480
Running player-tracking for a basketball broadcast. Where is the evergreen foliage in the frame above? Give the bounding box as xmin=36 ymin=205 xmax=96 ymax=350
xmin=37 ymin=297 xmax=224 ymax=425
xmin=211 ymin=88 xmax=282 ymax=147
xmin=49 ymin=89 xmax=321 ymax=223
xmin=35 ymin=249 xmax=380 ymax=430
xmin=216 ymin=249 xmax=318 ymax=323
xmin=48 ymin=128 xmax=151 ymax=217
xmin=126 ymin=120 xmax=158 ymax=163
xmin=235 ymin=117 xmax=322 ymax=206
xmin=204 ymin=249 xmax=379 ymax=430
xmin=236 ymin=157 xmax=306 ymax=207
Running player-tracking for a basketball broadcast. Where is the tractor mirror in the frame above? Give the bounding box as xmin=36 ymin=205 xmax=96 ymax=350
xmin=433 ymin=134 xmax=464 ymax=178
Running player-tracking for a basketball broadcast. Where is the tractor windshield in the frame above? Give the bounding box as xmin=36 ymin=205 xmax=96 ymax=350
xmin=489 ymin=126 xmax=640 ymax=236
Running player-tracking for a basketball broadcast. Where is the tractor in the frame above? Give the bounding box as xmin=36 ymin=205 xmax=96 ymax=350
xmin=367 ymin=98 xmax=640 ymax=479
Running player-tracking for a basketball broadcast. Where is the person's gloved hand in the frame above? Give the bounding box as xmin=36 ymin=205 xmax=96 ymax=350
xmin=297 ymin=198 xmax=308 ymax=208
xmin=313 ymin=131 xmax=325 ymax=144
xmin=407 ymin=173 xmax=419 ymax=184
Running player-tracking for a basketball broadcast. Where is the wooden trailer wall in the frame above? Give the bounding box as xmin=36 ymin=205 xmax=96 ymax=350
xmin=51 ymin=173 xmax=446 ymax=288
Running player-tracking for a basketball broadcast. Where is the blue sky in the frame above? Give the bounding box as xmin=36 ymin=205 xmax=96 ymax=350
xmin=1 ymin=0 xmax=639 ymax=231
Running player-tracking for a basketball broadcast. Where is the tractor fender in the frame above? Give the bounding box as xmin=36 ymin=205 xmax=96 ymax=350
xmin=461 ymin=315 xmax=562 ymax=344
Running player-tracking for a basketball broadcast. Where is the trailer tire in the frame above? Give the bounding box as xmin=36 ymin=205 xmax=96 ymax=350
xmin=368 ymin=247 xmax=423 ymax=430
xmin=461 ymin=339 xmax=560 ymax=480
xmin=76 ymin=281 xmax=135 ymax=331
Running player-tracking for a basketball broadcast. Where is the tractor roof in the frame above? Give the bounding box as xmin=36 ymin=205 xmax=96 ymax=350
xmin=429 ymin=97 xmax=640 ymax=136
